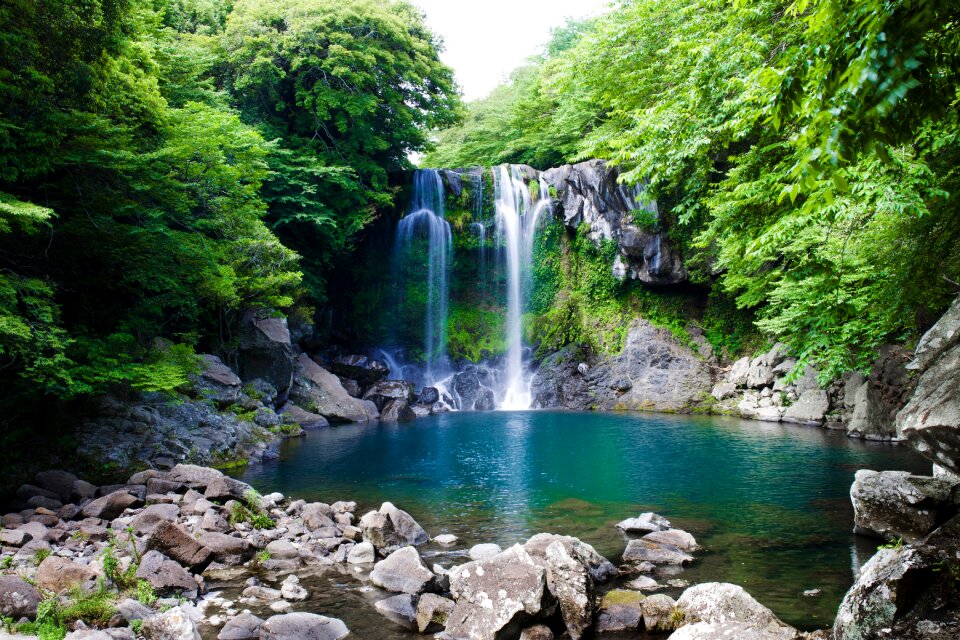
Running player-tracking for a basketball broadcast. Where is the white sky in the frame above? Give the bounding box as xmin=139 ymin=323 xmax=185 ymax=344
xmin=411 ymin=0 xmax=610 ymax=101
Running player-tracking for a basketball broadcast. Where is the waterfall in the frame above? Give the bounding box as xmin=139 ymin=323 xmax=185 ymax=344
xmin=493 ymin=165 xmax=552 ymax=410
xmin=394 ymin=169 xmax=453 ymax=379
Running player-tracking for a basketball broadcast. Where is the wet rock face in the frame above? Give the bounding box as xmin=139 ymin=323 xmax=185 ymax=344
xmin=532 ymin=320 xmax=712 ymax=412
xmin=326 ymin=354 xmax=389 ymax=386
xmin=898 ymin=296 xmax=960 ymax=473
xmin=542 ymin=159 xmax=686 ymax=286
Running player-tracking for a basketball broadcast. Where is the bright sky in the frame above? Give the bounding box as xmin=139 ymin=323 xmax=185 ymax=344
xmin=411 ymin=0 xmax=610 ymax=101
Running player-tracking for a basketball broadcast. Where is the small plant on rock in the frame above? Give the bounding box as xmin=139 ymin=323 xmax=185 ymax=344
xmin=136 ymin=579 xmax=157 ymax=606
xmin=33 ymin=548 xmax=51 ymax=566
xmin=0 ymin=555 xmax=12 ymax=569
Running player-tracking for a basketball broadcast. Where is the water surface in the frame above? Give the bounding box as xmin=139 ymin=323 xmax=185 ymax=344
xmin=235 ymin=411 xmax=928 ymax=635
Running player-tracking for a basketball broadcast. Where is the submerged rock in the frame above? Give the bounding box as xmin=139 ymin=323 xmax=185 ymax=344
xmin=595 ymin=589 xmax=645 ymax=633
xmin=617 ymin=512 xmax=672 ymax=533
xmin=374 ymin=594 xmax=418 ymax=629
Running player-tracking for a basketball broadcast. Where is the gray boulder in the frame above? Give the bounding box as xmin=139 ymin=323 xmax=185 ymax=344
xmin=369 ymin=547 xmax=438 ymax=595
xmin=595 ymin=589 xmax=645 ymax=633
xmin=36 ymin=556 xmax=99 ymax=594
xmin=144 ymin=521 xmax=213 ymax=571
xmin=622 ymin=539 xmax=694 ymax=566
xmin=677 ymin=583 xmax=799 ymax=638
xmin=140 ymin=605 xmax=201 ymax=640
xmin=34 ymin=470 xmax=78 ymax=502
xmin=260 ymin=612 xmax=350 ymax=640
xmin=670 ymin=622 xmax=800 ymax=639
xmin=362 ymin=380 xmax=415 ymax=411
xmin=782 ymin=390 xmax=829 ymax=425
xmin=373 ymin=594 xmax=418 ymax=629
xmin=198 ymin=532 xmax=253 ymax=565
xmin=81 ymin=489 xmax=142 ymax=520
xmin=289 ymin=354 xmax=379 ymax=423
xmin=415 ymin=593 xmax=455 ymax=633
xmin=379 ymin=398 xmax=416 ymax=423
xmin=616 ymin=512 xmax=671 ymax=533
xmin=643 ymin=528 xmax=698 ymax=552
xmin=543 ymin=540 xmax=592 ymax=639
xmin=468 ymin=543 xmax=502 ymax=561
xmin=446 ymin=544 xmax=547 ymax=640
xmin=834 ymin=513 xmax=960 ymax=640
xmin=136 ymin=550 xmax=197 ymax=595
xmin=193 ymin=354 xmax=242 ymax=404
xmin=847 ymin=383 xmax=896 ymax=440
xmin=237 ymin=311 xmax=294 ymax=393
xmin=523 ymin=533 xmax=617 ymax=583
xmin=642 ymin=593 xmax=681 ymax=633
xmin=327 ymin=354 xmax=389 ymax=386
xmin=898 ymin=298 xmax=960 ymax=474
xmin=359 ymin=502 xmax=428 ymax=550
xmin=850 ymin=469 xmax=954 ymax=542
xmin=218 ymin=612 xmax=263 ymax=640
xmin=131 ymin=504 xmax=181 ymax=535
xmin=0 ymin=575 xmax=41 ymax=619
xmin=279 ymin=402 xmax=329 ymax=429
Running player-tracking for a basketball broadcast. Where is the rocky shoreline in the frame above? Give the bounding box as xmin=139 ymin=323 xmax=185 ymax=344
xmin=1 ymin=456 xmax=957 ymax=640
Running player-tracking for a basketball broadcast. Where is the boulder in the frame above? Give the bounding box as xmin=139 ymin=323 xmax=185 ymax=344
xmin=36 ymin=556 xmax=99 ymax=594
xmin=712 ymin=382 xmax=737 ymax=401
xmin=379 ymin=398 xmax=416 ymax=423
xmin=289 ymin=354 xmax=379 ymax=423
xmin=474 ymin=387 xmax=496 ymax=412
xmin=782 ymin=390 xmax=829 ymax=426
xmin=218 ymin=613 xmax=263 ymax=640
xmin=81 ymin=489 xmax=142 ymax=520
xmin=34 ymin=470 xmax=78 ymax=502
xmin=677 ymin=583 xmax=798 ymax=638
xmin=167 ymin=465 xmax=224 ymax=491
xmin=523 ymin=533 xmax=617 ymax=583
xmin=204 ymin=475 xmax=253 ymax=502
xmin=135 ymin=550 xmax=197 ymax=595
xmin=898 ymin=299 xmax=960 ymax=473
xmin=0 ymin=575 xmax=41 ymax=619
xmin=144 ymin=521 xmax=213 ymax=571
xmin=519 ymin=626 xmax=554 ymax=640
xmin=369 ymin=547 xmax=438 ymax=595
xmin=280 ymin=575 xmax=308 ymax=601
xmin=116 ymin=598 xmax=155 ymax=625
xmin=544 ymin=540 xmax=592 ymax=639
xmin=642 ymin=528 xmax=698 ymax=552
xmin=362 ymin=381 xmax=415 ymax=412
xmin=622 ymin=539 xmax=694 ymax=566
xmin=433 ymin=533 xmax=458 ymax=545
xmin=468 ymin=543 xmax=502 ymax=561
xmin=419 ymin=387 xmax=440 ymax=405
xmin=131 ymin=504 xmax=181 ymax=535
xmin=642 ymin=593 xmax=680 ymax=632
xmin=834 ymin=514 xmax=960 ymax=640
xmin=359 ymin=502 xmax=428 ymax=550
xmin=670 ymin=621 xmax=799 ymax=639
xmin=847 ymin=383 xmax=895 ymax=440
xmin=279 ymin=403 xmax=329 ymax=429
xmin=850 ymin=469 xmax=953 ymax=542
xmin=346 ymin=541 xmax=375 ymax=564
xmin=415 ymin=593 xmax=455 ymax=633
xmin=140 ymin=605 xmax=201 ymax=640
xmin=374 ymin=594 xmax=418 ymax=629
xmin=446 ymin=544 xmax=547 ymax=640
xmin=193 ymin=354 xmax=242 ymax=404
xmin=616 ymin=512 xmax=671 ymax=533
xmin=259 ymin=612 xmax=350 ymax=640
xmin=198 ymin=532 xmax=253 ymax=565
xmin=327 ymin=354 xmax=389 ymax=386
xmin=0 ymin=529 xmax=31 ymax=547
xmin=594 ymin=589 xmax=645 ymax=633
xmin=237 ymin=311 xmax=294 ymax=393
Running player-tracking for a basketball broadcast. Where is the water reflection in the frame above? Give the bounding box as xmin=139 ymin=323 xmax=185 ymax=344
xmin=237 ymin=411 xmax=928 ymax=629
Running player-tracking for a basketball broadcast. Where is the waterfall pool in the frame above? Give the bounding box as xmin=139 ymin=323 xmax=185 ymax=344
xmin=233 ymin=411 xmax=928 ymax=637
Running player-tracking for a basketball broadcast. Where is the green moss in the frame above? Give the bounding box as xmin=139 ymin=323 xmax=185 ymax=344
xmin=600 ymin=589 xmax=646 ymax=607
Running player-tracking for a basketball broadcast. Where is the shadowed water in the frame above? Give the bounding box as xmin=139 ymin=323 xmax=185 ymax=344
xmin=234 ymin=411 xmax=929 ymax=636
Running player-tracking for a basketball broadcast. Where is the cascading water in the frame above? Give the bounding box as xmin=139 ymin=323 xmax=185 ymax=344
xmin=393 ymin=170 xmax=453 ymax=381
xmin=493 ymin=165 xmax=553 ymax=410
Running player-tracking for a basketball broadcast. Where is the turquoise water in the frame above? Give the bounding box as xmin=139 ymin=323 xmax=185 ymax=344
xmin=237 ymin=411 xmax=929 ymax=631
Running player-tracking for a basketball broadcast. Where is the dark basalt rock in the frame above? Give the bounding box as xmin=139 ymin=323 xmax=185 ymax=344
xmin=237 ymin=310 xmax=295 ymax=393
xmin=328 ymin=354 xmax=390 ymax=386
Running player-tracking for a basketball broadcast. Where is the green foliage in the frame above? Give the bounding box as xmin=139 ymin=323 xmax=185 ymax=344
xmin=0 ymin=555 xmax=12 ymax=569
xmin=33 ymin=548 xmax=51 ymax=566
xmin=136 ymin=580 xmax=158 ymax=606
